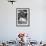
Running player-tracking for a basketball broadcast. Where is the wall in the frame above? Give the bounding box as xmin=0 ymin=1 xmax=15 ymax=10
xmin=0 ymin=0 xmax=46 ymax=41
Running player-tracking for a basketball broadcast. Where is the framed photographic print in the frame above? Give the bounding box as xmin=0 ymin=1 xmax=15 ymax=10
xmin=16 ymin=8 xmax=30 ymax=27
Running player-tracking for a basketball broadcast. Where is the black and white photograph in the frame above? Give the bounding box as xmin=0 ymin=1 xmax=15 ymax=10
xmin=16 ymin=8 xmax=30 ymax=26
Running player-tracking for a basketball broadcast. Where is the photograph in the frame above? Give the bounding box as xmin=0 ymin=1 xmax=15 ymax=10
xmin=16 ymin=8 xmax=30 ymax=26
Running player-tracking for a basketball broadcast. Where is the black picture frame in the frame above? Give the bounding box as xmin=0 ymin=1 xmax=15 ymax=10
xmin=16 ymin=8 xmax=30 ymax=27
